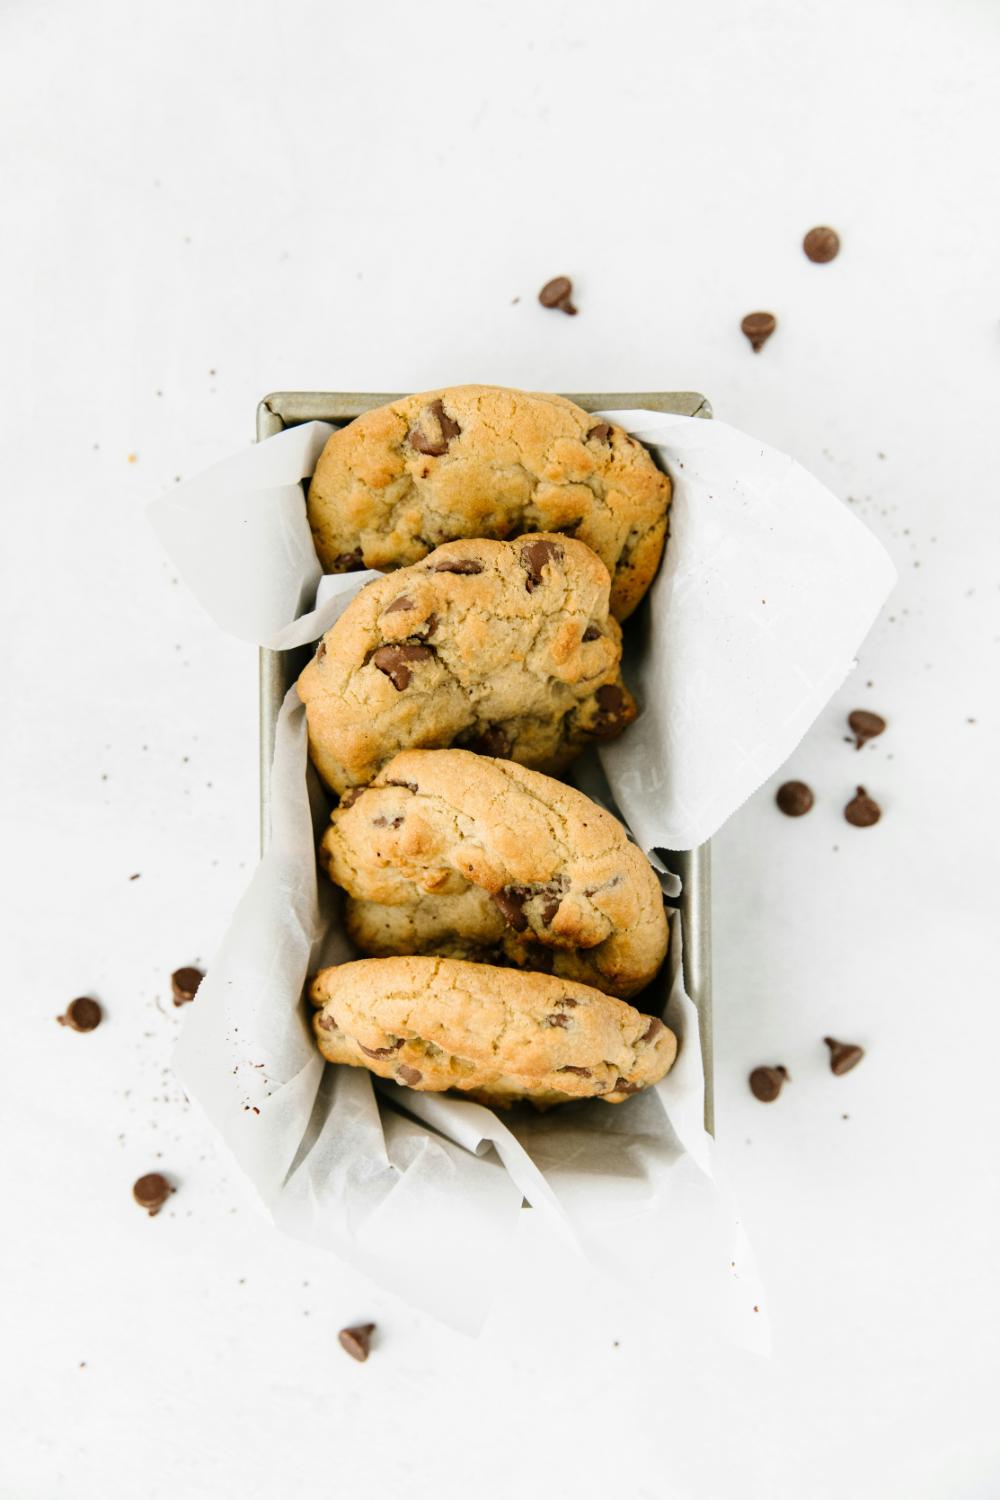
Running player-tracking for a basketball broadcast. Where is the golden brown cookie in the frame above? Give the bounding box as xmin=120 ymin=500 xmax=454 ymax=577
xmin=306 ymin=385 xmax=671 ymax=620
xmin=321 ymin=749 xmax=668 ymax=999
xmin=296 ymin=534 xmax=635 ymax=795
xmin=311 ymin=956 xmax=676 ymax=1107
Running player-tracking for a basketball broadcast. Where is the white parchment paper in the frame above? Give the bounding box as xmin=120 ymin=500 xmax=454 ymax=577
xmin=150 ymin=408 xmax=895 ymax=1342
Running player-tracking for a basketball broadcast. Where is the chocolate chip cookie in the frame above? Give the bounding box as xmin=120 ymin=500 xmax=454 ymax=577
xmin=311 ymin=956 xmax=677 ymax=1107
xmin=296 ymin=534 xmax=636 ymax=795
xmin=306 ymin=385 xmax=671 ymax=620
xmin=321 ymin=749 xmax=668 ymax=999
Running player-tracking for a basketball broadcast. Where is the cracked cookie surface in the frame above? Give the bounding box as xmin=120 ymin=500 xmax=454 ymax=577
xmin=311 ymin=956 xmax=677 ymax=1106
xmin=296 ymin=534 xmax=636 ymax=795
xmin=306 ymin=385 xmax=671 ymax=620
xmin=321 ymin=749 xmax=668 ymax=999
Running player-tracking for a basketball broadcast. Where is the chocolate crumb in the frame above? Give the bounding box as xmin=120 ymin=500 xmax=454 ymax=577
xmin=57 ymin=997 xmax=102 ymax=1032
xmin=848 ymin=709 xmax=887 ymax=749
xmin=824 ymin=1037 xmax=865 ymax=1075
xmin=776 ymin=780 xmax=814 ymax=817
xmin=171 ymin=967 xmax=204 ymax=1006
xmin=133 ymin=1173 xmax=172 ymax=1216
xmin=740 ymin=311 xmax=777 ymax=352
xmin=338 ymin=1323 xmax=376 ymax=1362
xmin=844 ymin=786 xmax=881 ymax=827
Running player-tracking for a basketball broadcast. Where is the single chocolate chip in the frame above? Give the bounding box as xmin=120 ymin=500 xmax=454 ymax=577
xmin=421 ymin=613 xmax=439 ymax=639
xmin=586 ymin=422 xmax=613 ymax=443
xmin=540 ymin=896 xmax=561 ymax=925
xmin=848 ymin=709 xmax=887 ymax=749
xmin=384 ymin=594 xmax=414 ymax=614
xmin=371 ymin=643 xmax=434 ymax=690
xmin=384 ymin=779 xmax=418 ymax=793
xmin=803 ymin=226 xmax=840 ymax=263
xmin=491 ymin=888 xmax=529 ymax=932
xmin=740 ymin=311 xmax=777 ymax=352
xmin=559 ymin=1065 xmax=592 ymax=1077
xmin=520 ymin=539 xmax=563 ymax=591
xmin=57 ymin=996 xmax=102 ymax=1032
xmin=776 ymin=780 xmax=814 ymax=817
xmin=546 ymin=1013 xmax=571 ymax=1028
xmin=317 ymin=1013 xmax=337 ymax=1032
xmin=824 ymin=1037 xmax=865 ymax=1075
xmin=396 ymin=1064 xmax=423 ymax=1086
xmin=582 ymin=625 xmax=601 ymax=642
xmin=133 ymin=1172 xmax=172 ymax=1215
xmin=332 ymin=548 xmax=365 ymax=571
xmin=641 ymin=1017 xmax=664 ymax=1044
xmin=315 ymin=639 xmax=327 ymax=662
xmin=171 ymin=967 xmax=204 ymax=1006
xmin=539 ymin=276 xmax=577 ymax=314
xmin=749 ymin=1065 xmax=789 ymax=1102
xmin=464 ymin=724 xmax=510 ymax=759
xmin=359 ymin=1039 xmax=404 ymax=1059
xmin=407 ymin=399 xmax=462 ymax=456
xmin=844 ymin=786 xmax=881 ymax=827
xmin=591 ymin=683 xmax=627 ymax=736
xmin=371 ymin=815 xmax=403 ymax=829
xmin=338 ymin=786 xmax=365 ymax=809
xmin=430 ymin=558 xmax=484 ymax=575
xmin=338 ymin=1323 xmax=376 ymax=1362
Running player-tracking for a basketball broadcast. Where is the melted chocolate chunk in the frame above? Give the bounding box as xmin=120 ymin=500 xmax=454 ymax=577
xmin=396 ymin=1064 xmax=423 ymax=1086
xmin=559 ymin=1065 xmax=592 ymax=1077
xmin=384 ymin=779 xmax=418 ymax=793
xmin=338 ymin=786 xmax=365 ymax=809
xmin=359 ymin=1039 xmax=404 ymax=1059
xmin=406 ymin=400 xmax=462 ymax=457
xmin=491 ymin=887 xmax=529 ymax=932
xmin=429 ymin=558 xmax=484 ymax=575
xmin=371 ymin=815 xmax=403 ymax=829
xmin=370 ymin=643 xmax=434 ymax=690
xmin=463 ymin=724 xmax=510 ymax=759
xmin=520 ymin=539 xmax=563 ymax=591
xmin=332 ymin=548 xmax=365 ymax=572
xmin=384 ymin=594 xmax=414 ymax=614
xmin=586 ymin=422 xmax=613 ymax=443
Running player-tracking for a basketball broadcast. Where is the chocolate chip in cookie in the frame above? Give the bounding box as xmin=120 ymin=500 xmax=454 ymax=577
xmin=582 ymin=625 xmax=602 ymax=642
xmin=586 ymin=423 xmax=613 ymax=443
xmin=463 ymin=724 xmax=511 ymax=759
xmin=520 ymin=539 xmax=563 ymax=592
xmin=429 ymin=558 xmax=484 ymax=574
xmin=331 ymin=547 xmax=366 ymax=571
xmin=407 ymin=399 xmax=462 ymax=457
xmin=592 ymin=683 xmax=627 ymax=736
xmin=492 ymin=887 xmax=529 ymax=932
xmin=384 ymin=594 xmax=415 ymax=614
xmin=397 ymin=1064 xmax=423 ymax=1086
xmin=371 ymin=643 xmax=435 ymax=691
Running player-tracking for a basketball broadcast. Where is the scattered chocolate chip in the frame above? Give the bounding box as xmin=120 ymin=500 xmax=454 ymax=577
xmin=520 ymin=539 xmax=563 ymax=591
xmin=464 ymin=724 xmax=510 ymax=758
xmin=844 ymin=786 xmax=881 ymax=827
xmin=641 ymin=1017 xmax=664 ymax=1044
xmin=586 ymin=422 xmax=613 ymax=443
xmin=803 ymin=226 xmax=840 ymax=263
xmin=331 ymin=548 xmax=365 ymax=571
xmin=396 ymin=1065 xmax=423 ymax=1086
xmin=371 ymin=815 xmax=403 ymax=829
xmin=338 ymin=786 xmax=365 ymax=809
xmin=824 ymin=1037 xmax=865 ymax=1075
xmin=371 ymin=643 xmax=434 ymax=690
xmin=491 ymin=888 xmax=529 ymax=932
xmin=582 ymin=625 xmax=601 ymax=642
xmin=749 ymin=1065 xmax=789 ymax=1102
xmin=133 ymin=1173 xmax=172 ymax=1215
xmin=776 ymin=781 xmax=814 ymax=817
xmin=848 ymin=709 xmax=887 ymax=749
xmin=429 ymin=558 xmax=484 ymax=574
xmin=407 ymin=400 xmax=462 ymax=456
xmin=559 ymin=1065 xmax=592 ymax=1077
xmin=740 ymin=311 xmax=777 ymax=352
xmin=538 ymin=276 xmax=577 ymax=314
xmin=338 ymin=1323 xmax=376 ymax=1362
xmin=540 ymin=896 xmax=561 ymax=925
xmin=359 ymin=1039 xmax=404 ymax=1059
xmin=384 ymin=594 xmax=414 ymax=614
xmin=57 ymin=997 xmax=102 ymax=1032
xmin=171 ymin=967 xmax=204 ymax=1006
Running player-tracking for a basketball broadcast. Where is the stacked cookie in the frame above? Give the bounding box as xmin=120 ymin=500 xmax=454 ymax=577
xmin=298 ymin=385 xmax=677 ymax=1108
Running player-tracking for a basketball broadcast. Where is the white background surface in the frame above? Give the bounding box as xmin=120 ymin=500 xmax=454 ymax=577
xmin=3 ymin=1 xmax=999 ymax=1496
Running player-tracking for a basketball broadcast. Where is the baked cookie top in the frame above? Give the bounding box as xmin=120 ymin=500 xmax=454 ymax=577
xmin=311 ymin=956 xmax=677 ymax=1107
xmin=296 ymin=534 xmax=636 ymax=795
xmin=321 ymin=749 xmax=668 ymax=999
xmin=306 ymin=385 xmax=671 ymax=620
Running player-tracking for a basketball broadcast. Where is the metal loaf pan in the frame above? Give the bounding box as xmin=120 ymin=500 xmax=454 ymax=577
xmin=256 ymin=390 xmax=714 ymax=1134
